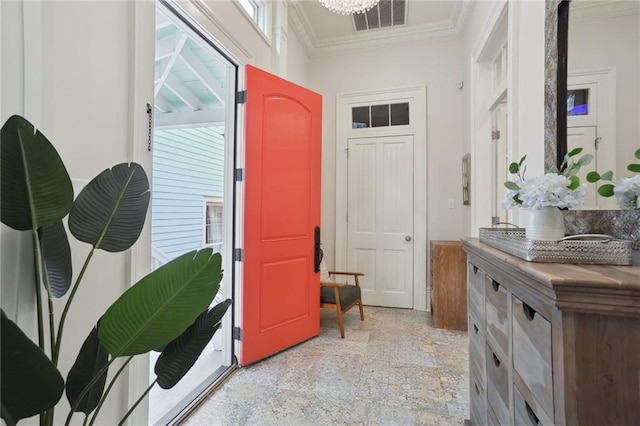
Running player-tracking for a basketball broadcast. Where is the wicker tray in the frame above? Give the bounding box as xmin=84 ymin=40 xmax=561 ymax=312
xmin=479 ymin=228 xmax=633 ymax=265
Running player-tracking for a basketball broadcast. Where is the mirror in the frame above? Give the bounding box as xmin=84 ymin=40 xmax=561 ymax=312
xmin=550 ymin=0 xmax=640 ymax=192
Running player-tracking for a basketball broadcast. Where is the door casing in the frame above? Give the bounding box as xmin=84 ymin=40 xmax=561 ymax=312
xmin=336 ymin=85 xmax=427 ymax=311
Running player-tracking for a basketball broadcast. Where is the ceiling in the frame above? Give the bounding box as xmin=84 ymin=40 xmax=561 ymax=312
xmin=288 ymin=0 xmax=473 ymax=57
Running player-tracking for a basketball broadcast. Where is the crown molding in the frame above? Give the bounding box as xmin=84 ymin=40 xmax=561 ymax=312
xmin=570 ymin=0 xmax=639 ymax=23
xmin=288 ymin=0 xmax=475 ymax=58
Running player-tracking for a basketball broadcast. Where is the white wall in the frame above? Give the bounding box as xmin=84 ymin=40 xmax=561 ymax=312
xmin=309 ymin=40 xmax=465 ymax=270
xmin=569 ymin=13 xmax=640 ymax=178
xmin=286 ymin=24 xmax=311 ymax=88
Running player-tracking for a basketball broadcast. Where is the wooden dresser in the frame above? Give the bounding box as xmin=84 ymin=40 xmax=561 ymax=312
xmin=462 ymin=238 xmax=640 ymax=426
xmin=430 ymin=240 xmax=467 ymax=330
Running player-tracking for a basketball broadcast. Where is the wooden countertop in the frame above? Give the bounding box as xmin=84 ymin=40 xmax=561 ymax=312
xmin=462 ymin=238 xmax=640 ymax=317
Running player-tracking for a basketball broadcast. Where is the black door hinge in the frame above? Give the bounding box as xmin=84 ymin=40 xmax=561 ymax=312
xmin=235 ymin=168 xmax=245 ymax=182
xmin=236 ymin=90 xmax=247 ymax=104
xmin=234 ymin=248 xmax=244 ymax=262
xmin=233 ymin=327 xmax=243 ymax=341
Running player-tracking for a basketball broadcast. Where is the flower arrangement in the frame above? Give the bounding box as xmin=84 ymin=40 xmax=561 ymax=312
xmin=587 ymin=148 xmax=640 ymax=209
xmin=502 ymin=148 xmax=593 ymax=210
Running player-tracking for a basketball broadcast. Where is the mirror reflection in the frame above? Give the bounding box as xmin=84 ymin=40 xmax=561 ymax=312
xmin=566 ymin=0 xmax=639 ymax=209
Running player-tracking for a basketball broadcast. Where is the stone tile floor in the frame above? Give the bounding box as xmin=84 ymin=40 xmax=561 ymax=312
xmin=183 ymin=306 xmax=469 ymax=425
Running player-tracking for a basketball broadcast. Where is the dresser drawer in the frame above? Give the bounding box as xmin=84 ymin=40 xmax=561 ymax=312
xmin=470 ymin=370 xmax=486 ymax=426
xmin=486 ymin=345 xmax=510 ymax=425
xmin=485 ymin=277 xmax=509 ymax=357
xmin=468 ymin=263 xmax=485 ymax=321
xmin=514 ymin=385 xmax=553 ymax=426
xmin=468 ymin=315 xmax=485 ymax=383
xmin=512 ymin=296 xmax=553 ymax=419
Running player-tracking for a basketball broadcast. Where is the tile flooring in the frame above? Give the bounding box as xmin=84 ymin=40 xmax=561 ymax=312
xmin=183 ymin=306 xmax=469 ymax=425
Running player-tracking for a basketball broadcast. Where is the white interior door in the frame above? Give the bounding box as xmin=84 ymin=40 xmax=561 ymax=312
xmin=347 ymin=135 xmax=414 ymax=308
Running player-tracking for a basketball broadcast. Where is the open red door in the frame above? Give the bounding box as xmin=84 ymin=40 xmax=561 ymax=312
xmin=240 ymin=65 xmax=322 ymax=365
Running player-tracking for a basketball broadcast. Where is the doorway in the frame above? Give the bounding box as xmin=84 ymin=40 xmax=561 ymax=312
xmin=149 ymin=3 xmax=236 ymax=424
xmin=346 ymin=135 xmax=414 ymax=308
xmin=336 ymin=86 xmax=427 ymax=311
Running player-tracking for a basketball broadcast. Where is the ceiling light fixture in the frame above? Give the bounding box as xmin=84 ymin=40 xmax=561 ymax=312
xmin=318 ymin=0 xmax=380 ymax=15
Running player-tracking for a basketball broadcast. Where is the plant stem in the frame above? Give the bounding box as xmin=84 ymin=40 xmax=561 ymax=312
xmin=31 ymin=231 xmax=45 ymax=350
xmin=54 ymin=248 xmax=95 ymax=364
xmin=118 ymin=379 xmax=157 ymax=426
xmin=87 ymin=356 xmax=134 ymax=426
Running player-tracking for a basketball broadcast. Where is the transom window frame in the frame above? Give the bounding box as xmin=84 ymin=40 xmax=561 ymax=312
xmin=234 ymin=0 xmax=268 ymax=37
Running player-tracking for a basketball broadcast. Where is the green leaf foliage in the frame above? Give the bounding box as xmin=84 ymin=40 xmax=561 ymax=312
xmin=601 ymin=170 xmax=614 ymax=181
xmin=577 ymin=154 xmax=593 ymax=167
xmin=635 ymin=148 xmax=640 ymax=160
xmin=567 ymin=147 xmax=583 ymax=157
xmin=628 ymin=164 xmax=640 ymax=173
xmin=586 ymin=171 xmax=601 ymax=183
xmin=38 ymin=221 xmax=73 ymax=298
xmin=0 ymin=115 xmax=73 ymax=231
xmin=98 ymin=250 xmax=223 ymax=357
xmin=508 ymin=162 xmax=520 ymax=174
xmin=504 ymin=181 xmax=520 ymax=190
xmin=598 ymin=184 xmax=615 ymax=197
xmin=65 ymin=322 xmax=109 ymax=415
xmin=69 ymin=163 xmax=150 ymax=252
xmin=568 ymin=175 xmax=580 ymax=190
xmin=155 ymin=299 xmax=232 ymax=389
xmin=1 ymin=310 xmax=64 ymax=425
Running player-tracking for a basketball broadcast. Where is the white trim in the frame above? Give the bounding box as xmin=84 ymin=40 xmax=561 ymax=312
xmin=231 ymin=0 xmax=272 ymax=46
xmin=336 ymin=85 xmax=427 ymax=311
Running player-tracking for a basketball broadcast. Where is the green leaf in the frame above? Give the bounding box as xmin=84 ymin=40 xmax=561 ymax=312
xmin=69 ymin=163 xmax=150 ymax=252
xmin=0 ymin=115 xmax=73 ymax=231
xmin=600 ymin=170 xmax=614 ymax=181
xmin=155 ymin=299 xmax=232 ymax=389
xmin=567 ymin=147 xmax=583 ymax=158
xmin=628 ymin=164 xmax=640 ymax=173
xmin=1 ymin=310 xmax=64 ymax=424
xmin=567 ymin=175 xmax=580 ymax=190
xmin=504 ymin=181 xmax=520 ymax=190
xmin=586 ymin=171 xmax=601 ymax=183
xmin=547 ymin=165 xmax=559 ymax=174
xmin=518 ymin=155 xmax=527 ymax=166
xmin=577 ymin=154 xmax=593 ymax=167
xmin=98 ymin=250 xmax=223 ymax=357
xmin=508 ymin=162 xmax=519 ymax=174
xmin=65 ymin=322 xmax=109 ymax=415
xmin=38 ymin=221 xmax=72 ymax=298
xmin=598 ymin=184 xmax=615 ymax=197
xmin=634 ymin=148 xmax=640 ymax=160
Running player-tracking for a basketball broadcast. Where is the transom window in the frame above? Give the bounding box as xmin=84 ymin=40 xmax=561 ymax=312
xmin=236 ymin=0 xmax=266 ymax=32
xmin=352 ymin=102 xmax=410 ymax=129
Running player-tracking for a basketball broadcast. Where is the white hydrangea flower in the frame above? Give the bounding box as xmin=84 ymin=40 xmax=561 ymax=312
xmin=613 ymin=175 xmax=640 ymax=209
xmin=502 ymin=173 xmax=586 ymax=210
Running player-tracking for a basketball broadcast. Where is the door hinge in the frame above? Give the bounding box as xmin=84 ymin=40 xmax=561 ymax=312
xmin=491 ymin=130 xmax=500 ymax=140
xmin=234 ymin=248 xmax=244 ymax=262
xmin=233 ymin=326 xmax=243 ymax=341
xmin=146 ymin=103 xmax=153 ymax=152
xmin=235 ymin=168 xmax=245 ymax=182
xmin=236 ymin=90 xmax=247 ymax=104
xmin=595 ymin=137 xmax=602 ymax=149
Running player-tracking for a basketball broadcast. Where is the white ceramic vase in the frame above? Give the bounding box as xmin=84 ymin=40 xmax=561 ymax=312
xmin=526 ymin=206 xmax=565 ymax=241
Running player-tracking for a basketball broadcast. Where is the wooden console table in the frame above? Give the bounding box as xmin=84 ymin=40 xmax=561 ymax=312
xmin=462 ymin=237 xmax=640 ymax=425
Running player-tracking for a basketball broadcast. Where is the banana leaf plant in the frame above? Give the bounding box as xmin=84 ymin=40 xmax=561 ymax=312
xmin=0 ymin=115 xmax=232 ymax=426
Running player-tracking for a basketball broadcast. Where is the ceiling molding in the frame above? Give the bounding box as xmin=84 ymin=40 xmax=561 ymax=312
xmin=569 ymin=0 xmax=639 ymax=23
xmin=288 ymin=0 xmax=475 ymax=58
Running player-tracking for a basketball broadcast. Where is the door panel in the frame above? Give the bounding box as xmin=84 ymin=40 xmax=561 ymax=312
xmin=241 ymin=65 xmax=322 ymax=365
xmin=568 ymin=126 xmax=597 ymax=208
xmin=347 ymin=135 xmax=414 ymax=308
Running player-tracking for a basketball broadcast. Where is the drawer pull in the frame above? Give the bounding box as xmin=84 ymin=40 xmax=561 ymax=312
xmin=525 ymin=401 xmax=541 ymax=425
xmin=492 ymin=353 xmax=500 ymax=367
xmin=473 ymin=324 xmax=479 ymax=334
xmin=492 ymin=280 xmax=500 ymax=292
xmin=473 ymin=265 xmax=479 ymax=274
xmin=523 ymin=302 xmax=537 ymax=321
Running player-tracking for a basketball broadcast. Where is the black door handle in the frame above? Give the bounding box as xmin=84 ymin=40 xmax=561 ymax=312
xmin=314 ymin=226 xmax=321 ymax=273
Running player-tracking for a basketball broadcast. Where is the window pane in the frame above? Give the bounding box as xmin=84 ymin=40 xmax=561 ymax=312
xmin=390 ymin=102 xmax=410 ymax=125
xmin=371 ymin=104 xmax=390 ymax=127
xmin=237 ymin=0 xmax=256 ymax=18
xmin=352 ymin=106 xmax=370 ymax=129
xmin=567 ymin=89 xmax=589 ymax=116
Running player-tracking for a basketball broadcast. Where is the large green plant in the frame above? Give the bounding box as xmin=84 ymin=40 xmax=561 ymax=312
xmin=0 ymin=115 xmax=231 ymax=426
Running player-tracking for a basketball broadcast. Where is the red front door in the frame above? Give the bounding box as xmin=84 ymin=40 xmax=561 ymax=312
xmin=240 ymin=65 xmax=322 ymax=365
